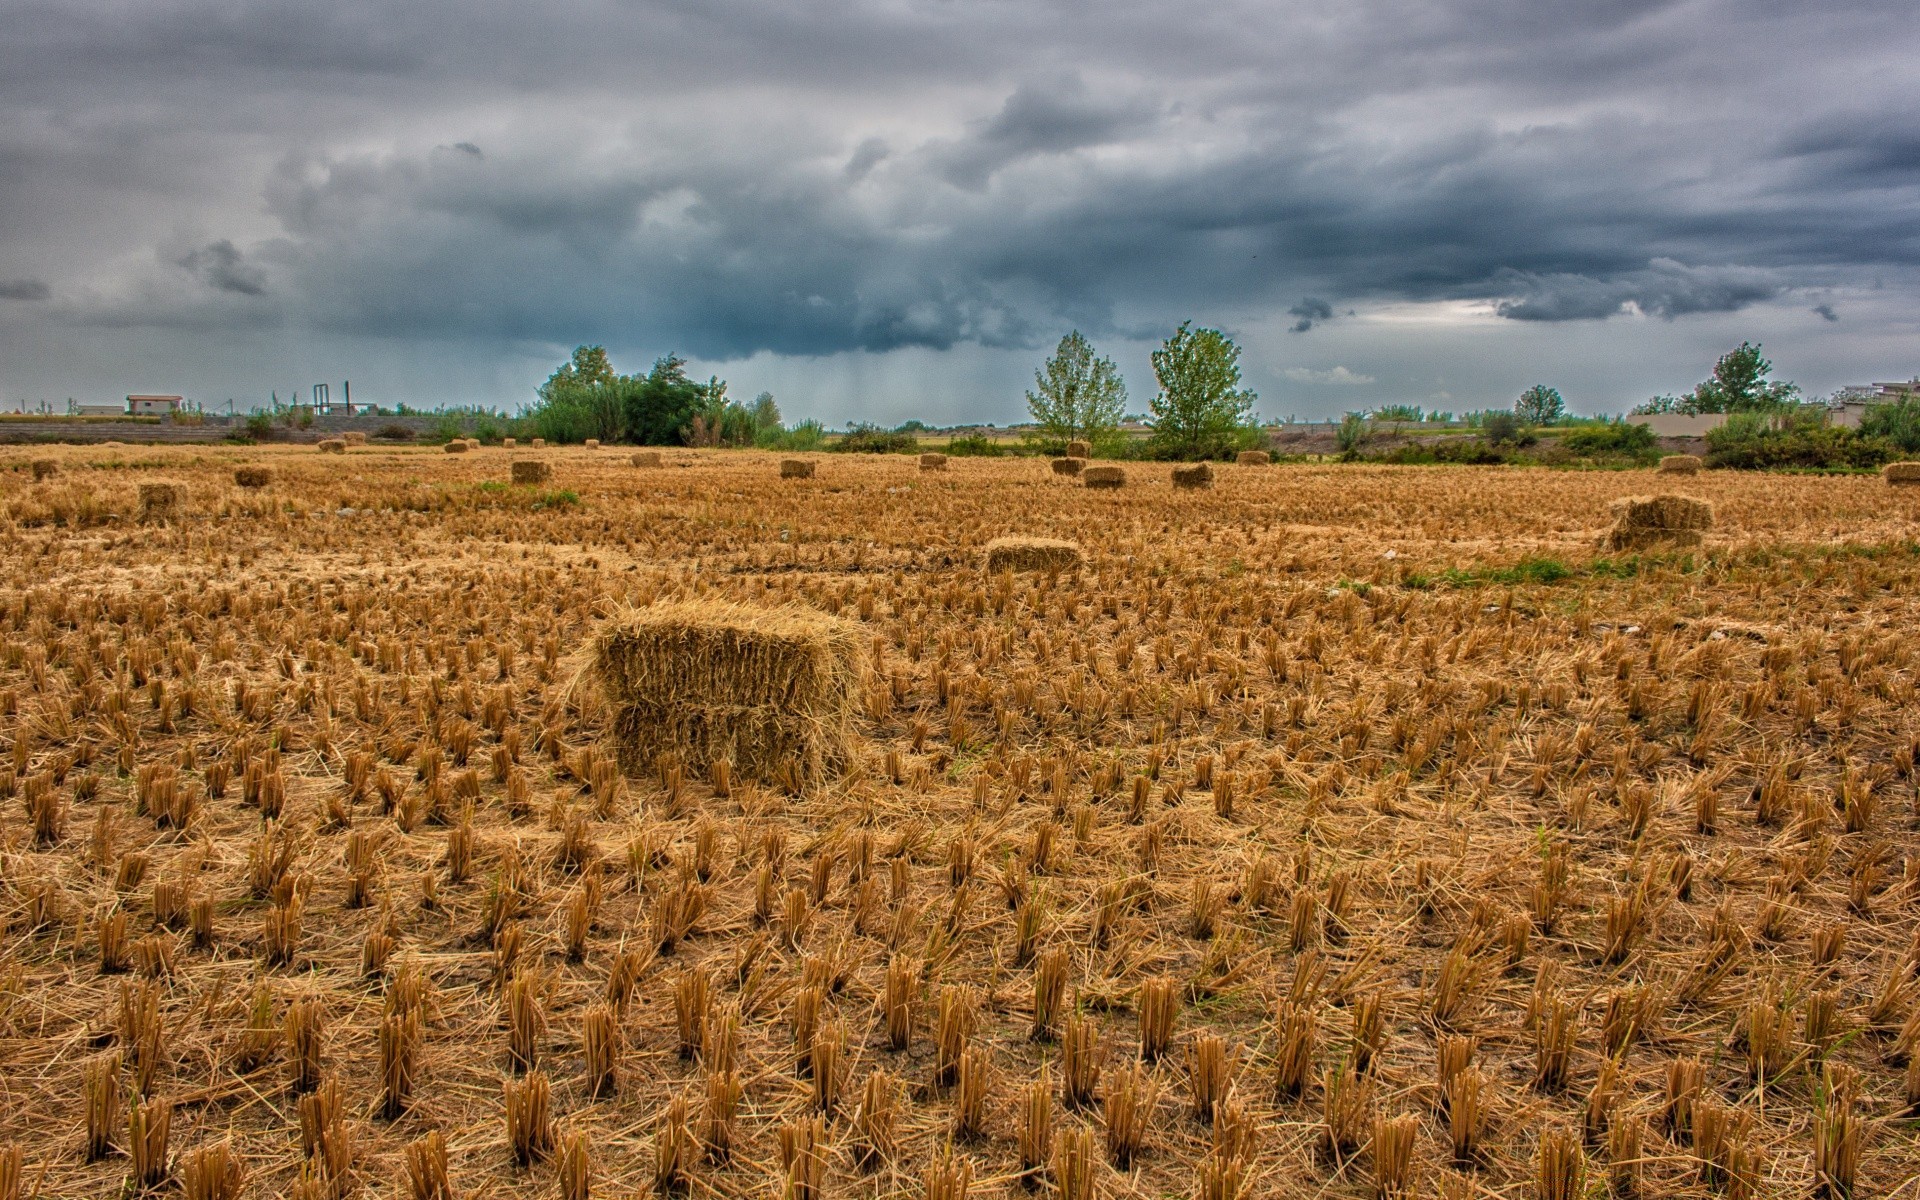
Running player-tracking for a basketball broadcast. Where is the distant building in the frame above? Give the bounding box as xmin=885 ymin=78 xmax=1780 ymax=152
xmin=127 ymin=394 xmax=184 ymax=416
xmin=1828 ymin=380 xmax=1917 ymax=428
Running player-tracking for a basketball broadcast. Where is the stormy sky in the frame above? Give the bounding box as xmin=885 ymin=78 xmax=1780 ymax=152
xmin=1 ymin=0 xmax=1916 ymax=423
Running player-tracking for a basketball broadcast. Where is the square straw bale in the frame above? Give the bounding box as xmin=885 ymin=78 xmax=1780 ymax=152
xmin=984 ymin=536 xmax=1084 ymax=574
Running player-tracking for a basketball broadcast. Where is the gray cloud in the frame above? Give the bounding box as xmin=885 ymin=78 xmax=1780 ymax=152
xmin=0 ymin=279 xmax=51 ymax=301
xmin=1812 ymin=303 xmax=1839 ymax=322
xmin=177 ymin=240 xmax=267 ymax=297
xmin=1289 ymin=298 xmax=1334 ymax=333
xmin=0 ymin=0 xmax=1915 ymax=409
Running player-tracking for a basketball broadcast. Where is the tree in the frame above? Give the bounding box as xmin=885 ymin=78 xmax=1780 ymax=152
xmin=749 ymin=392 xmax=782 ymax=432
xmin=1026 ymin=331 xmax=1128 ymax=446
xmin=540 ymin=345 xmax=615 ymax=400
xmin=1515 ymin=385 xmax=1564 ymax=425
xmin=1148 ymin=322 xmax=1258 ymax=459
xmin=624 ymin=355 xmax=710 ymax=445
xmin=1638 ymin=342 xmax=1801 ymax=415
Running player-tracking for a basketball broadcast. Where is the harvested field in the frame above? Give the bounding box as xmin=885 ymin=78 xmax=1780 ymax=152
xmin=2 ymin=444 xmax=1920 ymax=1199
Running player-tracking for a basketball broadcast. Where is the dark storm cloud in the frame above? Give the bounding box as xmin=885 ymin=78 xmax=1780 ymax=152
xmin=1812 ymin=303 xmax=1839 ymax=322
xmin=1 ymin=0 xmax=1916 ymax=374
xmin=0 ymin=279 xmax=51 ymax=301
xmin=1289 ymin=298 xmax=1334 ymax=333
xmin=177 ymin=240 xmax=267 ymax=297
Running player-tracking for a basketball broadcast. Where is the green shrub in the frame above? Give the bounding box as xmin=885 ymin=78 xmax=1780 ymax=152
xmin=756 ymin=419 xmax=827 ymax=451
xmin=243 ymin=412 xmax=277 ymax=441
xmin=945 ymin=435 xmax=1006 ymax=457
xmin=1858 ymin=397 xmax=1920 ymax=454
xmin=1706 ymin=414 xmax=1893 ymax=470
xmin=1561 ymin=421 xmax=1657 ymax=457
xmin=373 ymin=423 xmax=415 ymax=441
xmin=831 ymin=423 xmax=920 ymax=454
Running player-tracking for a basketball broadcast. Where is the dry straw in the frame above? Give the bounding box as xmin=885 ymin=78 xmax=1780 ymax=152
xmin=984 ymin=536 xmax=1084 ymax=575
xmin=584 ymin=438 xmax=601 ymax=450
xmin=317 ymin=439 xmax=346 ymax=454
xmin=1065 ymin=440 xmax=1091 ymax=458
xmin=589 ymin=600 xmax=866 ymax=787
xmin=511 ymin=460 xmax=553 ymax=485
xmin=30 ymin=458 xmax=58 ymax=481
xmin=1082 ymin=465 xmax=1126 ymax=489
xmin=1050 ymin=457 xmax=1084 ymax=476
xmin=633 ymin=451 xmax=663 ymax=467
xmin=1172 ymin=462 xmax=1214 ymax=490
xmin=1236 ymin=449 xmax=1270 ymax=465
xmin=442 ymin=440 xmax=469 ymax=454
xmin=233 ymin=466 xmax=272 ymax=488
xmin=920 ymin=453 xmax=948 ymax=471
xmin=781 ymin=459 xmax=816 ymax=479
xmin=1605 ymin=493 xmax=1712 ymax=551
xmin=1658 ymin=454 xmax=1702 ymax=474
xmin=342 ymin=430 xmax=367 ymax=445
xmin=137 ymin=481 xmax=186 ymax=523
xmin=1884 ymin=461 xmax=1920 ymax=486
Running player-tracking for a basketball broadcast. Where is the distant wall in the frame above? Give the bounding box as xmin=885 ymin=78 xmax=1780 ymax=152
xmin=1637 ymin=413 xmax=1727 ymax=438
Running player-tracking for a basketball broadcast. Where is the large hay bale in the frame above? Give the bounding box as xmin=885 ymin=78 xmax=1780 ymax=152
xmin=502 ymin=437 xmax=517 ymax=449
xmin=30 ymin=459 xmax=58 ymax=482
xmin=317 ymin=439 xmax=346 ymax=454
xmin=341 ymin=431 xmax=368 ymax=446
xmin=1065 ymin=440 xmax=1091 ymax=459
xmin=1171 ymin=462 xmax=1214 ymax=490
xmin=632 ymin=451 xmax=663 ymax=468
xmin=233 ymin=466 xmax=272 ymax=488
xmin=511 ymin=460 xmax=553 ymax=485
xmin=984 ymin=536 xmax=1084 ymax=575
xmin=1050 ymin=457 xmax=1083 ymax=477
xmin=1605 ymin=493 xmax=1712 ymax=551
xmin=1236 ymin=450 xmax=1270 ymax=466
xmin=531 ymin=438 xmax=547 ymax=449
xmin=781 ymin=459 xmax=815 ymax=479
xmin=138 ymin=481 xmax=186 ymax=523
xmin=443 ymin=440 xmax=470 ymax=454
xmin=585 ymin=439 xmax=601 ymax=450
xmin=919 ymin=453 xmax=948 ymax=471
xmin=1082 ymin=465 xmax=1126 ymax=489
xmin=592 ymin=601 xmax=866 ymax=788
xmin=1658 ymin=455 xmax=1702 ymax=475
xmin=1884 ymin=462 xmax=1920 ymax=487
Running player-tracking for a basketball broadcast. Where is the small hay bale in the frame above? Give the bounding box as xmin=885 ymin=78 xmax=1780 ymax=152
xmin=1050 ymin=457 xmax=1084 ymax=476
xmin=1171 ymin=462 xmax=1214 ymax=490
xmin=137 ymin=481 xmax=186 ymax=523
xmin=781 ymin=459 xmax=815 ymax=480
xmin=632 ymin=451 xmax=663 ymax=468
xmin=317 ymin=438 xmax=346 ymax=454
xmin=1884 ymin=462 xmax=1920 ymax=487
xmin=466 ymin=438 xmax=481 ymax=450
xmin=502 ymin=437 xmax=517 ymax=449
xmin=30 ymin=459 xmax=58 ymax=482
xmin=919 ymin=453 xmax=948 ymax=471
xmin=1658 ymin=454 xmax=1702 ymax=475
xmin=233 ymin=466 xmax=272 ymax=488
xmin=1065 ymin=440 xmax=1091 ymax=459
xmin=1236 ymin=450 xmax=1270 ymax=466
xmin=511 ymin=460 xmax=553 ymax=485
xmin=1605 ymin=493 xmax=1712 ymax=551
xmin=984 ymin=536 xmax=1084 ymax=575
xmin=443 ymin=440 xmax=470 ymax=454
xmin=341 ymin=431 xmax=368 ymax=446
xmin=591 ymin=601 xmax=866 ymax=788
xmin=1082 ymin=465 xmax=1126 ymax=489
xmin=531 ymin=438 xmax=547 ymax=449
xmin=585 ymin=439 xmax=601 ymax=450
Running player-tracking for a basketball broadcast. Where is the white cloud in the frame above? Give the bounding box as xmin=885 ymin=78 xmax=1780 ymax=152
xmin=1283 ymin=365 xmax=1376 ymax=386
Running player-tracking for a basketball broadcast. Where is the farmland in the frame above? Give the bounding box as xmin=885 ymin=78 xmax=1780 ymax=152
xmin=3 ymin=443 xmax=1919 ymax=1199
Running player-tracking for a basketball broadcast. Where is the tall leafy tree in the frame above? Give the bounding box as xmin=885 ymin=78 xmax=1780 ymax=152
xmin=623 ymin=354 xmax=710 ymax=445
xmin=1693 ymin=342 xmax=1798 ymax=412
xmin=1148 ymin=322 xmax=1258 ymax=459
xmin=539 ymin=345 xmax=615 ymax=399
xmin=1515 ymin=384 xmax=1564 ymax=425
xmin=1026 ymin=331 xmax=1128 ymax=446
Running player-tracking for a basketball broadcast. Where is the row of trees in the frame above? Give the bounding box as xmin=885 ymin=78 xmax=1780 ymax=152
xmin=528 ymin=346 xmax=792 ymax=446
xmin=1025 ymin=324 xmax=1261 ymax=460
